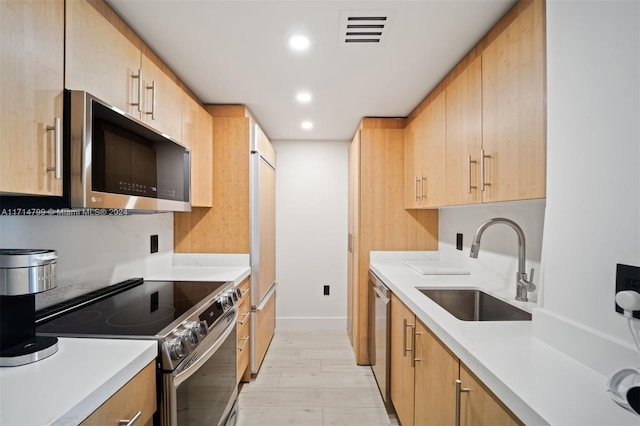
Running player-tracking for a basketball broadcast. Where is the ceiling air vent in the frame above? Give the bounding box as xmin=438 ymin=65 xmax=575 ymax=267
xmin=339 ymin=10 xmax=397 ymax=46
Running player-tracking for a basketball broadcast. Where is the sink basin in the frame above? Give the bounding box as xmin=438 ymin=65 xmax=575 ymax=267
xmin=418 ymin=289 xmax=532 ymax=321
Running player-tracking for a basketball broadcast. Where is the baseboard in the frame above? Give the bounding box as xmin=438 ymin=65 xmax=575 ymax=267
xmin=276 ymin=316 xmax=347 ymax=330
xmin=532 ymin=308 xmax=639 ymax=376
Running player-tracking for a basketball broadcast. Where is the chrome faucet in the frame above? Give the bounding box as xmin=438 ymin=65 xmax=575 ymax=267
xmin=469 ymin=218 xmax=536 ymax=302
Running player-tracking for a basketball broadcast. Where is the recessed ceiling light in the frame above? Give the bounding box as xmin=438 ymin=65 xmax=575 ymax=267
xmin=289 ymin=35 xmax=310 ymax=51
xmin=296 ymin=92 xmax=312 ymax=103
xmin=301 ymin=121 xmax=313 ymax=130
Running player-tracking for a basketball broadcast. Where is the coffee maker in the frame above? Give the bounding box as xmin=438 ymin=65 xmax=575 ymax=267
xmin=0 ymin=249 xmax=59 ymax=366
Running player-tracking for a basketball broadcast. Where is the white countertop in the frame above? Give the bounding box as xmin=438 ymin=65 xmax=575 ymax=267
xmin=0 ymin=338 xmax=157 ymax=426
xmin=145 ymin=253 xmax=251 ymax=286
xmin=370 ymin=257 xmax=638 ymax=425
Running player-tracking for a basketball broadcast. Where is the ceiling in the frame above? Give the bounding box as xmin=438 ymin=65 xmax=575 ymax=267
xmin=106 ymin=0 xmax=516 ymax=141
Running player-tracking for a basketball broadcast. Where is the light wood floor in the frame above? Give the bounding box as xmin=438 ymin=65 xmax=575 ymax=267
xmin=237 ymin=329 xmax=398 ymax=426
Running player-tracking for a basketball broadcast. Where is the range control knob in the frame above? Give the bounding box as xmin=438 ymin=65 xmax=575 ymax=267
xmin=226 ymin=294 xmax=235 ymax=307
xmin=178 ymin=328 xmax=199 ymax=346
xmin=168 ymin=338 xmax=188 ymax=360
xmin=185 ymin=321 xmax=207 ymax=339
xmin=235 ymin=288 xmax=243 ymax=300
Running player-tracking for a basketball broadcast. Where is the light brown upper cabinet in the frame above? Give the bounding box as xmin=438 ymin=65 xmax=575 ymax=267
xmin=140 ymin=53 xmax=183 ymax=140
xmin=445 ymin=56 xmax=483 ymax=206
xmin=481 ymin=0 xmax=546 ymax=202
xmin=66 ymin=0 xmax=183 ymax=141
xmin=1 ymin=0 xmax=64 ymax=196
xmin=65 ymin=0 xmax=141 ymax=118
xmin=405 ymin=0 xmax=545 ymax=208
xmin=181 ymin=93 xmax=213 ymax=207
xmin=404 ymin=90 xmax=446 ymax=208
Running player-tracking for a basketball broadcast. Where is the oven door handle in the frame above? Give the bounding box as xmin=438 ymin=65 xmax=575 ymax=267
xmin=172 ymin=309 xmax=238 ymax=388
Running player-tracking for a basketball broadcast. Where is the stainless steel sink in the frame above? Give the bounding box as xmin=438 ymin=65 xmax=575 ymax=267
xmin=418 ymin=289 xmax=532 ymax=321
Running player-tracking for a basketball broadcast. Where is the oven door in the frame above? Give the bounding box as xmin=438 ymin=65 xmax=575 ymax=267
xmin=161 ymin=309 xmax=238 ymax=426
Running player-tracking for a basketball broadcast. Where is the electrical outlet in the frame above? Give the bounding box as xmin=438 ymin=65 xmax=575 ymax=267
xmin=150 ymin=235 xmax=159 ymax=254
xmin=323 ymin=285 xmax=330 ymax=296
xmin=615 ymin=264 xmax=640 ymax=319
xmin=456 ymin=233 xmax=463 ymax=251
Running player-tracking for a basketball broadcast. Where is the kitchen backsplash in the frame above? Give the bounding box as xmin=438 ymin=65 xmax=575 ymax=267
xmin=438 ymin=199 xmax=546 ymax=303
xmin=0 ymin=212 xmax=173 ymax=309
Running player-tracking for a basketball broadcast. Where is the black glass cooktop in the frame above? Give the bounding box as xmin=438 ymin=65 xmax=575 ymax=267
xmin=36 ymin=279 xmax=227 ymax=338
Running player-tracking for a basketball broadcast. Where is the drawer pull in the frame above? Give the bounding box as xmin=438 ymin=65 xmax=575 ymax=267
xmin=238 ymin=336 xmax=249 ymax=351
xmin=119 ymin=411 xmax=142 ymax=426
xmin=238 ymin=312 xmax=251 ymax=325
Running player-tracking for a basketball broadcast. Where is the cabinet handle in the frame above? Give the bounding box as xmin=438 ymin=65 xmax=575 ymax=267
xmin=480 ymin=149 xmax=491 ymax=191
xmin=412 ymin=330 xmax=423 ymax=366
xmin=402 ymin=319 xmax=408 ymax=356
xmin=403 ymin=319 xmax=414 ymax=357
xmin=467 ymin=155 xmax=478 ymax=194
xmin=421 ymin=175 xmax=426 ymax=200
xmin=131 ymin=69 xmax=142 ymax=112
xmin=348 ymin=233 xmax=352 ymax=253
xmin=46 ymin=117 xmax=61 ymax=179
xmin=455 ymin=379 xmax=471 ymax=426
xmin=238 ymin=336 xmax=250 ymax=351
xmin=238 ymin=312 xmax=250 ymax=325
xmin=119 ymin=411 xmax=142 ymax=426
xmin=415 ymin=176 xmax=420 ymax=201
xmin=146 ymin=80 xmax=156 ymax=120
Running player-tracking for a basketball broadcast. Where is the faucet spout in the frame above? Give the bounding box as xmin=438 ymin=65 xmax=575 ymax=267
xmin=469 ymin=218 xmax=535 ymax=302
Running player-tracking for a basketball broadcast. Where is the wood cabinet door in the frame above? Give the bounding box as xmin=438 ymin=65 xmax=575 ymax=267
xmin=347 ymin=131 xmax=360 ymax=346
xmin=257 ymin=150 xmax=276 ymax=300
xmin=421 ymin=91 xmax=447 ymax=207
xmin=414 ymin=320 xmax=459 ymax=426
xmin=481 ymin=0 xmax=545 ymax=203
xmin=403 ymin=119 xmax=424 ymax=209
xmin=254 ymin=288 xmax=276 ymax=372
xmin=459 ymin=363 xmax=522 ymax=426
xmin=81 ymin=362 xmax=156 ymax=426
xmin=390 ymin=294 xmax=415 ymax=426
xmin=141 ymin=53 xmax=183 ymax=140
xmin=404 ymin=92 xmax=446 ymax=208
xmin=65 ymin=0 xmax=140 ymax=117
xmin=1 ymin=0 xmax=64 ymax=196
xmin=182 ymin=93 xmax=213 ymax=207
xmin=445 ymin=56 xmax=483 ymax=206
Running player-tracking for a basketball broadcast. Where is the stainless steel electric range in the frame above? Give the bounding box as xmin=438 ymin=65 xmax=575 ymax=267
xmin=36 ymin=278 xmax=240 ymax=426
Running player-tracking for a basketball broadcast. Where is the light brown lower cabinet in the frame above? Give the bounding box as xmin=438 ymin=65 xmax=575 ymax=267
xmin=458 ymin=363 xmax=522 ymax=426
xmin=390 ymin=294 xmax=522 ymax=426
xmin=236 ymin=277 xmax=251 ymax=384
xmin=81 ymin=361 xmax=156 ymax=426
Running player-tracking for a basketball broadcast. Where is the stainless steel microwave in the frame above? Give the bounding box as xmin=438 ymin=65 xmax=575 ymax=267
xmin=67 ymin=91 xmax=191 ymax=212
xmin=0 ymin=90 xmax=191 ymax=213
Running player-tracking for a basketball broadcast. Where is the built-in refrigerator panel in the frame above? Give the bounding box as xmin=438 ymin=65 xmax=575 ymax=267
xmin=250 ymin=123 xmax=277 ymax=373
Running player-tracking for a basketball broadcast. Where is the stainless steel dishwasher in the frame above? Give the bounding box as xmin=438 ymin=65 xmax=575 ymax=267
xmin=368 ymin=270 xmax=391 ymax=405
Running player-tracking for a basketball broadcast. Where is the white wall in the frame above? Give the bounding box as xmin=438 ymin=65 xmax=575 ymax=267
xmin=0 ymin=213 xmax=173 ymax=310
xmin=535 ymin=0 xmax=640 ymax=374
xmin=272 ymin=140 xmax=349 ymax=329
xmin=439 ymin=200 xmax=545 ymax=303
